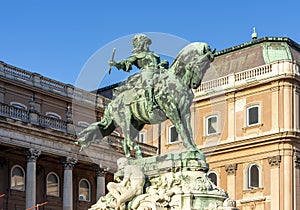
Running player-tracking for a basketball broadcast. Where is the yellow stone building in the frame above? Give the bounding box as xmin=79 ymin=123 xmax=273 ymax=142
xmin=141 ymin=37 xmax=300 ymax=210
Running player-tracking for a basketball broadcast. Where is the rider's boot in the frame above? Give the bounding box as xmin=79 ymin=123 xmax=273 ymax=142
xmin=145 ymin=79 xmax=156 ymax=112
xmin=145 ymin=87 xmax=155 ymax=112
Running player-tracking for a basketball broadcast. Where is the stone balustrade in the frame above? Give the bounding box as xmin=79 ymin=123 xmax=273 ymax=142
xmin=39 ymin=115 xmax=68 ymax=131
xmin=0 ymin=102 xmax=158 ymax=156
xmin=0 ymin=103 xmax=29 ymax=122
xmin=0 ymin=102 xmax=66 ymax=131
xmin=195 ymin=60 xmax=300 ymax=96
xmin=0 ymin=61 xmax=110 ymax=107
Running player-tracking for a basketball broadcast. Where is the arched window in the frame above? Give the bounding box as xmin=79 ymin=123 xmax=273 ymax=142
xmin=78 ymin=121 xmax=90 ymax=128
xmin=46 ymin=172 xmax=59 ymax=197
xmin=79 ymin=179 xmax=90 ymax=202
xmin=247 ymin=164 xmax=260 ymax=189
xmin=207 ymin=171 xmax=218 ymax=186
xmin=46 ymin=112 xmax=61 ymax=120
xmin=11 ymin=165 xmax=25 ymax=191
xmin=10 ymin=102 xmax=27 ymax=110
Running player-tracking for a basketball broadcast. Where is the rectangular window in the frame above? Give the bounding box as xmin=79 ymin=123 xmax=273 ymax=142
xmin=138 ymin=132 xmax=145 ymax=143
xmin=168 ymin=125 xmax=179 ymax=143
xmin=247 ymin=105 xmax=259 ymax=126
xmin=206 ymin=115 xmax=218 ymax=135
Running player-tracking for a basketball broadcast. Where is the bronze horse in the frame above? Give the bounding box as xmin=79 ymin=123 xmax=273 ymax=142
xmin=75 ymin=42 xmax=214 ymax=159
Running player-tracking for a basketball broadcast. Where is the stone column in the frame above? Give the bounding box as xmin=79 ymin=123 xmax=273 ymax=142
xmin=225 ymin=163 xmax=237 ymax=199
xmin=295 ymin=89 xmax=300 ymax=130
xmin=271 ymin=86 xmax=279 ymax=132
xmin=283 ymin=153 xmax=293 ymax=210
xmin=93 ymin=164 xmax=109 ymax=200
xmin=227 ymin=97 xmax=235 ymax=141
xmin=62 ymin=157 xmax=77 ymax=210
xmin=25 ymin=148 xmax=41 ymax=209
xmin=295 ymin=155 xmax=300 ymax=210
xmin=268 ymin=155 xmax=281 ymax=210
xmin=283 ymin=85 xmax=292 ymax=131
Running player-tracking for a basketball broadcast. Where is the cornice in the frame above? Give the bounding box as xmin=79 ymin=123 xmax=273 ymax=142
xmin=216 ymin=37 xmax=300 ymax=57
xmin=201 ymin=131 xmax=298 ymax=157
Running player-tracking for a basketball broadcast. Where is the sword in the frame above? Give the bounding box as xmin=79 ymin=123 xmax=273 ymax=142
xmin=108 ymin=48 xmax=116 ymax=74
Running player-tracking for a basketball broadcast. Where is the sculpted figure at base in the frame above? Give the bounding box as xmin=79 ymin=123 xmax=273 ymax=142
xmin=75 ymin=33 xmax=215 ymax=160
xmin=90 ymin=158 xmax=145 ymax=210
xmin=89 ymin=154 xmax=238 ymax=210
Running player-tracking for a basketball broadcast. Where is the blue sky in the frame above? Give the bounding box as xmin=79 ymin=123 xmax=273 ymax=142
xmin=1 ymin=0 xmax=300 ymax=90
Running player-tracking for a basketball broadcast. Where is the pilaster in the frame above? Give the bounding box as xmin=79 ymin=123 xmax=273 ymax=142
xmin=25 ymin=148 xmax=41 ymax=209
xmin=225 ymin=163 xmax=237 ymax=199
xmin=93 ymin=164 xmax=109 ymax=200
xmin=295 ymin=155 xmax=300 ymax=210
xmin=62 ymin=157 xmax=77 ymax=210
xmin=268 ymin=155 xmax=281 ymax=210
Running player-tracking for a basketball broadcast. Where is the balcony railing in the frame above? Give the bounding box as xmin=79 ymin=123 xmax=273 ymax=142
xmin=195 ymin=60 xmax=300 ymax=96
xmin=0 ymin=103 xmax=29 ymax=122
xmin=39 ymin=115 xmax=67 ymax=131
xmin=0 ymin=102 xmax=67 ymax=131
xmin=0 ymin=102 xmax=158 ymax=156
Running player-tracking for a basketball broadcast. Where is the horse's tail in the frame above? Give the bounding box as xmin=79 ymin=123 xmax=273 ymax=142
xmin=75 ymin=102 xmax=116 ymax=151
xmin=97 ymin=102 xmax=116 ymax=136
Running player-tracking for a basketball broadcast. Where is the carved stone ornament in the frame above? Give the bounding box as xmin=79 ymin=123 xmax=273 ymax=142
xmin=90 ymin=153 xmax=234 ymax=210
xmin=225 ymin=163 xmax=237 ymax=175
xmin=93 ymin=164 xmax=110 ymax=177
xmin=62 ymin=157 xmax=77 ymax=170
xmin=25 ymin=148 xmax=41 ymax=162
xmin=295 ymin=155 xmax=300 ymax=168
xmin=268 ymin=155 xmax=281 ymax=167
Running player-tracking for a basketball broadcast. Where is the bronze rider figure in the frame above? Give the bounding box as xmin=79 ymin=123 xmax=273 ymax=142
xmin=109 ymin=33 xmax=168 ymax=112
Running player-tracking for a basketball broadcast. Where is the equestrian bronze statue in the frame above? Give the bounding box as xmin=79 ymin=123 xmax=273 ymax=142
xmin=75 ymin=34 xmax=215 ymax=160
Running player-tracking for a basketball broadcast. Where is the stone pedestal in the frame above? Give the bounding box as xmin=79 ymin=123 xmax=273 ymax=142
xmin=90 ymin=151 xmax=238 ymax=210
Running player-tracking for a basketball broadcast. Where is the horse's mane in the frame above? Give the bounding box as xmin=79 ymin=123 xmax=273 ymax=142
xmin=169 ymin=42 xmax=210 ymax=77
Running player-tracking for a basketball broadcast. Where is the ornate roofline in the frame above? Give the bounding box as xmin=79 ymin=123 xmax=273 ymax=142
xmin=216 ymin=37 xmax=300 ymax=56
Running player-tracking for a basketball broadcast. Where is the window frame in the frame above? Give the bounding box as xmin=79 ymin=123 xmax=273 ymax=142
xmin=207 ymin=170 xmax=218 ymax=187
xmin=10 ymin=165 xmax=25 ymax=191
xmin=78 ymin=121 xmax=90 ymax=128
xmin=247 ymin=163 xmax=261 ymax=189
xmin=205 ymin=115 xmax=218 ymax=136
xmin=45 ymin=112 xmax=61 ymax=120
xmin=246 ymin=105 xmax=260 ymax=127
xmin=78 ymin=179 xmax=91 ymax=202
xmin=137 ymin=131 xmax=146 ymax=143
xmin=46 ymin=172 xmax=60 ymax=197
xmin=168 ymin=125 xmax=180 ymax=144
xmin=10 ymin=102 xmax=27 ymax=110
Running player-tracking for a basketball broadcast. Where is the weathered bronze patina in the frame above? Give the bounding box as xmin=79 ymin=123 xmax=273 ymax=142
xmin=75 ymin=34 xmax=214 ymax=160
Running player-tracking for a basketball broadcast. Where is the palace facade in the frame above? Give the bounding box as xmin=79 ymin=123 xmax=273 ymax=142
xmin=2 ymin=36 xmax=300 ymax=210
xmin=0 ymin=61 xmax=156 ymax=210
xmin=141 ymin=37 xmax=300 ymax=210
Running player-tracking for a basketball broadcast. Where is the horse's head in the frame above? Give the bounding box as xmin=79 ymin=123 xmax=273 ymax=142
xmin=170 ymin=42 xmax=215 ymax=89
